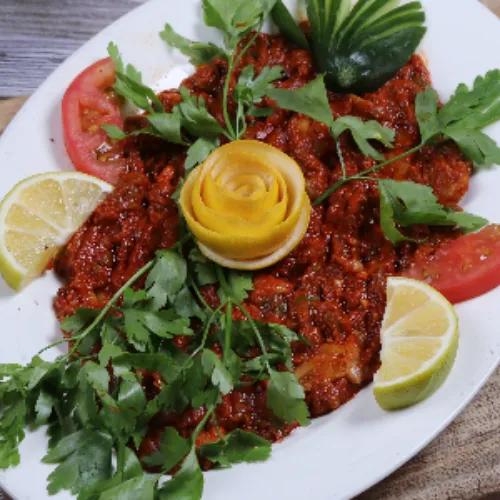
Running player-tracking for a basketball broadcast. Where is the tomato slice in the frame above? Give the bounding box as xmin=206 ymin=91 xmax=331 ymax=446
xmin=62 ymin=58 xmax=126 ymax=184
xmin=404 ymin=225 xmax=500 ymax=303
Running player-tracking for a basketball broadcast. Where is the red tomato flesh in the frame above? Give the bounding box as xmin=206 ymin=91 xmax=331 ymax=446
xmin=62 ymin=58 xmax=126 ymax=184
xmin=405 ymin=225 xmax=500 ymax=303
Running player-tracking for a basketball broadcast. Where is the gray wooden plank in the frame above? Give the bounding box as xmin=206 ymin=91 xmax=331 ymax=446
xmin=0 ymin=0 xmax=145 ymax=96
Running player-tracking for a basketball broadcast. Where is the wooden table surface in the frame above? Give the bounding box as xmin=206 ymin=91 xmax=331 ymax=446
xmin=0 ymin=1 xmax=499 ymax=499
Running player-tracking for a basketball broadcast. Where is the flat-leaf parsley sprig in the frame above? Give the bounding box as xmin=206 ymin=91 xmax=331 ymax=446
xmin=316 ymin=69 xmax=500 ymax=203
xmin=107 ymin=0 xmax=408 ymax=173
xmin=298 ymin=70 xmax=500 ymax=243
xmin=0 ymin=241 xmax=308 ymax=499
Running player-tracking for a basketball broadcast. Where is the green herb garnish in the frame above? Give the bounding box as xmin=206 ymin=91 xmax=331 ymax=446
xmin=267 ymin=74 xmax=395 ymax=161
xmin=378 ymin=179 xmax=487 ymax=244
xmin=314 ymin=69 xmax=500 ymax=242
xmin=416 ymin=70 xmax=500 ymax=168
xmin=160 ymin=23 xmax=225 ymax=66
xmin=0 ymin=242 xmax=307 ymax=499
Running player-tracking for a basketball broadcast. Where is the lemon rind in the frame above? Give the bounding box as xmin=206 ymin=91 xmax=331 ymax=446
xmin=373 ymin=277 xmax=458 ymax=389
xmin=0 ymin=171 xmax=112 ymax=289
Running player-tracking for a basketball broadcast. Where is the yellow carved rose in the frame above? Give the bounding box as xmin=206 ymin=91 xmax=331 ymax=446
xmin=180 ymin=140 xmax=311 ymax=270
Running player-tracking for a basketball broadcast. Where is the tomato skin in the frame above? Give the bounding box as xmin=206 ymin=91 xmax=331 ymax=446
xmin=405 ymin=225 xmax=500 ymax=303
xmin=62 ymin=58 xmax=126 ymax=184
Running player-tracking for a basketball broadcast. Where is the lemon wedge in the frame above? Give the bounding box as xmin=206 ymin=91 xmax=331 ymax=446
xmin=0 ymin=172 xmax=112 ymax=289
xmin=373 ymin=277 xmax=459 ymax=410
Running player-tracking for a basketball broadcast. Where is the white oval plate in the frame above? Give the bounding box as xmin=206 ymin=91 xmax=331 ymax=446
xmin=1 ymin=1 xmax=499 ymax=499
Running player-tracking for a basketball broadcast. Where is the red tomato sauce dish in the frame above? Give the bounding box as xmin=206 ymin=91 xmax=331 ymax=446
xmin=55 ymin=33 xmax=489 ymax=448
xmin=1 ymin=1 xmax=500 ymax=497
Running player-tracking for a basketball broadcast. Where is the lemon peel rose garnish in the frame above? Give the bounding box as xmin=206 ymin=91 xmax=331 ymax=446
xmin=180 ymin=140 xmax=311 ymax=270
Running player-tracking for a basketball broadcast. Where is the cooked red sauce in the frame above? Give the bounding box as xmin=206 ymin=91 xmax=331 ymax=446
xmin=54 ymin=34 xmax=471 ymax=453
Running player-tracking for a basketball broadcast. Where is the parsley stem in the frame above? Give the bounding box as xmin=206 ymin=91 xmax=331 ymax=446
xmin=190 ymin=303 xmax=225 ymax=359
xmin=336 ymin=139 xmax=347 ymax=179
xmin=237 ymin=304 xmax=271 ymax=372
xmin=313 ymin=143 xmax=424 ymax=205
xmin=192 ymin=404 xmax=216 ymax=443
xmin=189 ymin=278 xmax=212 ymax=311
xmin=222 ymin=30 xmax=260 ymax=140
xmin=36 ymin=338 xmax=70 ymax=356
xmin=223 ymin=301 xmax=233 ymax=364
xmin=222 ymin=56 xmax=236 ymax=138
xmin=69 ymin=259 xmax=155 ymax=354
xmin=214 ymin=266 xmax=233 ymax=299
xmin=356 ymin=143 xmax=424 ymax=178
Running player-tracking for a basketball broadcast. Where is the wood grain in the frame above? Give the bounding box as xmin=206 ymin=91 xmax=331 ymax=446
xmin=0 ymin=0 xmax=499 ymax=499
xmin=0 ymin=97 xmax=28 ymax=134
xmin=357 ymin=368 xmax=500 ymax=500
xmin=482 ymin=0 xmax=500 ymax=15
xmin=0 ymin=0 xmax=145 ymax=96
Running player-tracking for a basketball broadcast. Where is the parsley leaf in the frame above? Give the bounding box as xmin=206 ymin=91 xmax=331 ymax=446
xmin=173 ymin=286 xmax=206 ymax=320
xmin=147 ymin=109 xmax=185 ymax=145
xmin=113 ymin=353 xmax=180 ymax=382
xmin=199 ymin=429 xmax=271 ymax=467
xmin=106 ymin=42 xmax=187 ymax=145
xmin=60 ymin=308 xmax=97 ymax=334
xmin=123 ymin=308 xmax=192 ymax=350
xmin=0 ymin=367 xmax=27 ymax=467
xmin=77 ymin=446 xmax=151 ymax=500
xmin=266 ymin=75 xmax=333 ymax=126
xmin=34 ymin=389 xmax=56 ymax=426
xmin=416 ymin=70 xmax=500 ymax=168
xmin=75 ymin=376 xmax=99 ymax=427
xmin=267 ymin=75 xmax=395 ymax=159
xmin=189 ymin=248 xmax=218 ymax=285
xmin=267 ymin=370 xmax=309 ymax=425
xmin=332 ymin=115 xmax=395 ymax=161
xmin=81 ymin=361 xmax=117 ymax=410
xmin=233 ymin=65 xmax=284 ymax=135
xmin=414 ymin=87 xmax=441 ymax=143
xmin=157 ymin=447 xmax=204 ymax=500
xmin=107 ymin=42 xmax=163 ymax=113
xmin=146 ymin=250 xmax=187 ymax=310
xmin=117 ymin=373 xmax=147 ymax=417
xmin=98 ymin=474 xmax=157 ymax=500
xmin=202 ymin=0 xmax=277 ymax=49
xmin=123 ymin=310 xmax=152 ymax=351
xmin=101 ymin=124 xmax=128 ymax=141
xmin=185 ymin=137 xmax=220 ymax=171
xmin=216 ymin=268 xmax=254 ymax=303
xmin=98 ymin=342 xmax=124 ymax=366
xmin=235 ymin=65 xmax=284 ymax=109
xmin=142 ymin=426 xmax=190 ymax=470
xmin=160 ymin=23 xmax=226 ymax=65
xmin=378 ymin=179 xmax=488 ymax=244
xmin=177 ymin=87 xmax=226 ymax=140
xmin=201 ymin=349 xmax=234 ymax=395
xmin=43 ymin=429 xmax=113 ymax=495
